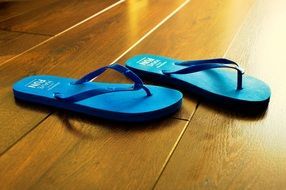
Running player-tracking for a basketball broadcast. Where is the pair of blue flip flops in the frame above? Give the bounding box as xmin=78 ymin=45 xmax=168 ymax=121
xmin=13 ymin=54 xmax=271 ymax=122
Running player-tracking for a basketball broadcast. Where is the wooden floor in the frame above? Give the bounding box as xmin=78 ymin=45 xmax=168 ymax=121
xmin=0 ymin=0 xmax=286 ymax=189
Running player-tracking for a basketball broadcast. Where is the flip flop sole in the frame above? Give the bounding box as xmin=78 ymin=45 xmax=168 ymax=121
xmin=13 ymin=75 xmax=183 ymax=122
xmin=126 ymin=54 xmax=271 ymax=105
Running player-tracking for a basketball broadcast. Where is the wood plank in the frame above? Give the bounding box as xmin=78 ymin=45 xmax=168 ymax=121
xmin=0 ymin=0 xmax=187 ymax=154
xmin=119 ymin=0 xmax=254 ymax=119
xmin=0 ymin=113 xmax=187 ymax=189
xmin=0 ymin=0 xmax=57 ymax=22
xmin=0 ymin=0 xmax=254 ymax=189
xmin=0 ymin=0 xmax=119 ymax=36
xmin=155 ymin=0 xmax=286 ymax=189
xmin=0 ymin=30 xmax=48 ymax=64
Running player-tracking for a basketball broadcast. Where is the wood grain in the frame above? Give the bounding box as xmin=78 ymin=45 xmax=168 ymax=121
xmin=0 ymin=0 xmax=119 ymax=35
xmin=119 ymin=0 xmax=254 ymax=120
xmin=0 ymin=0 xmax=57 ymax=22
xmin=0 ymin=30 xmax=48 ymax=64
xmin=0 ymin=0 xmax=255 ymax=189
xmin=0 ymin=113 xmax=187 ymax=190
xmin=0 ymin=0 xmax=187 ymax=154
xmin=155 ymin=0 xmax=286 ymax=189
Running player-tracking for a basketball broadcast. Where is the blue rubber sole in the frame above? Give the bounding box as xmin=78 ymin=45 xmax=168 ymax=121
xmin=13 ymin=75 xmax=183 ymax=122
xmin=126 ymin=54 xmax=271 ymax=106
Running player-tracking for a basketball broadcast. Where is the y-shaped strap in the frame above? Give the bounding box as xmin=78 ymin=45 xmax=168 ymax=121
xmin=175 ymin=58 xmax=239 ymax=67
xmin=163 ymin=58 xmax=244 ymax=90
xmin=54 ymin=64 xmax=151 ymax=102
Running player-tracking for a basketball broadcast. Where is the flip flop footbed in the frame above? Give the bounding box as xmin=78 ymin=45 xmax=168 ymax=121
xmin=13 ymin=75 xmax=183 ymax=122
xmin=126 ymin=54 xmax=271 ymax=104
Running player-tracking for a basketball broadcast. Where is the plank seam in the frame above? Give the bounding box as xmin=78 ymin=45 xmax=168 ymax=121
xmin=0 ymin=28 xmax=52 ymax=37
xmin=0 ymin=0 xmax=191 ymax=155
xmin=172 ymin=117 xmax=189 ymax=121
xmin=223 ymin=2 xmax=256 ymax=58
xmin=151 ymin=2 xmax=256 ymax=188
xmin=0 ymin=0 xmax=125 ymax=67
xmin=109 ymin=0 xmax=191 ymax=65
xmin=0 ymin=1 xmax=57 ymax=23
xmin=152 ymin=103 xmax=199 ymax=190
xmin=0 ymin=113 xmax=52 ymax=156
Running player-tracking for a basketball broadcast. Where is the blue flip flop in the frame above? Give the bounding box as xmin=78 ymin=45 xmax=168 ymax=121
xmin=125 ymin=54 xmax=271 ymax=106
xmin=13 ymin=64 xmax=183 ymax=122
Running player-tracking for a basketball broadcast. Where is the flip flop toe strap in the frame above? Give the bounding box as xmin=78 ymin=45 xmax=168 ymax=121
xmin=54 ymin=63 xmax=151 ymax=102
xmin=163 ymin=58 xmax=244 ymax=90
